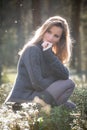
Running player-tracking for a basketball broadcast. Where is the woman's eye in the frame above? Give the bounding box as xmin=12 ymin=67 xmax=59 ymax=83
xmin=54 ymin=34 xmax=59 ymax=38
xmin=47 ymin=30 xmax=51 ymax=34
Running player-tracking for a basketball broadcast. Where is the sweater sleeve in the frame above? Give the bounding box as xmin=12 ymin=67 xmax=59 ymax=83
xmin=43 ymin=48 xmax=69 ymax=80
xmin=22 ymin=46 xmax=55 ymax=91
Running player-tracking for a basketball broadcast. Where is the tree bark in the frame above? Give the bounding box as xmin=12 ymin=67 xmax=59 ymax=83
xmin=0 ymin=0 xmax=3 ymax=82
xmin=70 ymin=0 xmax=82 ymax=72
xmin=31 ymin=0 xmax=41 ymax=30
xmin=16 ymin=0 xmax=25 ymax=48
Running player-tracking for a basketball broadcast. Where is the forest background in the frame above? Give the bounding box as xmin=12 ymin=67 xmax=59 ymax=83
xmin=0 ymin=0 xmax=87 ymax=78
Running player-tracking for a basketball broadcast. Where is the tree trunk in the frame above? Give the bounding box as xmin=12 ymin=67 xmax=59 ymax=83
xmin=43 ymin=0 xmax=51 ymax=17
xmin=16 ymin=0 xmax=25 ymax=48
xmin=0 ymin=0 xmax=3 ymax=82
xmin=31 ymin=0 xmax=41 ymax=30
xmin=70 ymin=0 xmax=82 ymax=72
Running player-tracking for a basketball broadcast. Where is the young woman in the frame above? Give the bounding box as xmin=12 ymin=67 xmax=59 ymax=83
xmin=5 ymin=16 xmax=76 ymax=108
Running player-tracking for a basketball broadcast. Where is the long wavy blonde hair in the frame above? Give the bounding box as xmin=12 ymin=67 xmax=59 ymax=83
xmin=19 ymin=16 xmax=72 ymax=64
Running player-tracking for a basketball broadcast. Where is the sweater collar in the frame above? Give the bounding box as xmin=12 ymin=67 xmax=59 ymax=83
xmin=36 ymin=41 xmax=43 ymax=50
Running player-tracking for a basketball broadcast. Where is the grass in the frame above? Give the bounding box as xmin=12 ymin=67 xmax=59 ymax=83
xmin=1 ymin=67 xmax=17 ymax=84
xmin=6 ymin=73 xmax=16 ymax=83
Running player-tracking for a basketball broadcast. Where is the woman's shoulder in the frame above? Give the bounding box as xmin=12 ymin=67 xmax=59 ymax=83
xmin=21 ymin=43 xmax=41 ymax=57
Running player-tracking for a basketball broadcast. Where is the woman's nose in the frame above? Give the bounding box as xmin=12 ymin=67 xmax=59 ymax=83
xmin=48 ymin=35 xmax=53 ymax=42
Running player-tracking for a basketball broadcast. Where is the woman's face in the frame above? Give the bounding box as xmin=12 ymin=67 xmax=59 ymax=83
xmin=43 ymin=25 xmax=63 ymax=45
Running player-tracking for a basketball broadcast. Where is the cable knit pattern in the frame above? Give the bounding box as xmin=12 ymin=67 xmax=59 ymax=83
xmin=5 ymin=41 xmax=69 ymax=105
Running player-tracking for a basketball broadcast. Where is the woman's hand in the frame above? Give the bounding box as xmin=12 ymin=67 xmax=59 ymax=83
xmin=41 ymin=41 xmax=53 ymax=51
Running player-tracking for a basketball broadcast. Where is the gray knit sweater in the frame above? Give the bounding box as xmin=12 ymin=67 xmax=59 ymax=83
xmin=5 ymin=42 xmax=69 ymax=105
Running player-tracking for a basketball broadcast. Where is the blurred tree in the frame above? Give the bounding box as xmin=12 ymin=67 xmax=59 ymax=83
xmin=21 ymin=0 xmax=33 ymax=42
xmin=15 ymin=0 xmax=25 ymax=48
xmin=41 ymin=0 xmax=51 ymax=21
xmin=81 ymin=0 xmax=87 ymax=74
xmin=31 ymin=0 xmax=41 ymax=29
xmin=70 ymin=0 xmax=82 ymax=72
xmin=0 ymin=0 xmax=3 ymax=82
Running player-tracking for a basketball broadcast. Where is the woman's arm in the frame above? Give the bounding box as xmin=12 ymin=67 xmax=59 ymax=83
xmin=43 ymin=48 xmax=69 ymax=80
xmin=22 ymin=46 xmax=56 ymax=91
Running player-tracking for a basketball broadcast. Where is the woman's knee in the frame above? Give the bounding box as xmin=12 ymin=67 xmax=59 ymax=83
xmin=66 ymin=79 xmax=75 ymax=89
